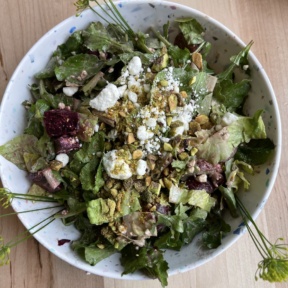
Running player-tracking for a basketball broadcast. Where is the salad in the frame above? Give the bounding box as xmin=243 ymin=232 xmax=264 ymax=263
xmin=0 ymin=0 xmax=287 ymax=286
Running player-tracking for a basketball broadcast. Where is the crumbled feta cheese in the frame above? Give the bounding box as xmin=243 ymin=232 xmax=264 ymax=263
xmin=102 ymin=150 xmax=132 ymax=180
xmin=127 ymin=56 xmax=142 ymax=75
xmin=221 ymin=112 xmax=239 ymax=126
xmin=160 ymin=136 xmax=170 ymax=143
xmin=172 ymin=103 xmax=195 ymax=131
xmin=146 ymin=118 xmax=157 ymax=128
xmin=127 ymin=91 xmax=138 ymax=103
xmin=128 ymin=76 xmax=141 ymax=89
xmin=196 ymin=174 xmax=208 ymax=183
xmin=89 ymin=83 xmax=120 ymax=111
xmin=137 ymin=126 xmax=154 ymax=141
xmin=145 ymin=140 xmax=160 ymax=154
xmin=143 ymin=84 xmax=151 ymax=93
xmin=58 ymin=102 xmax=66 ymax=109
xmin=175 ymin=125 xmax=185 ymax=136
xmin=94 ymin=124 xmax=99 ymax=132
xmin=136 ymin=159 xmax=147 ymax=176
xmin=56 ymin=153 xmax=69 ymax=167
xmin=63 ymin=86 xmax=78 ymax=97
xmin=243 ymin=64 xmax=249 ymax=71
xmin=118 ymin=85 xmax=127 ymax=97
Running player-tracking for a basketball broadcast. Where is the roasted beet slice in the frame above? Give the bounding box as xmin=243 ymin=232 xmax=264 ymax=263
xmin=174 ymin=32 xmax=199 ymax=53
xmin=186 ymin=177 xmax=214 ymax=194
xmin=43 ymin=109 xmax=79 ymax=137
xmin=28 ymin=168 xmax=61 ymax=192
xmin=54 ymin=136 xmax=80 ymax=154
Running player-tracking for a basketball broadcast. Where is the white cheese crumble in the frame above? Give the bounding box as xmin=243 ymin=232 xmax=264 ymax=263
xmin=171 ymin=103 xmax=195 ymax=133
xmin=137 ymin=125 xmax=154 ymax=141
xmin=102 ymin=150 xmax=132 ymax=180
xmin=159 ymin=67 xmax=180 ymax=92
xmin=127 ymin=56 xmax=142 ymax=75
xmin=221 ymin=112 xmax=239 ymax=126
xmin=146 ymin=118 xmax=157 ymax=128
xmin=127 ymin=91 xmax=138 ymax=103
xmin=89 ymin=83 xmax=120 ymax=111
xmin=118 ymin=85 xmax=127 ymax=97
xmin=94 ymin=124 xmax=99 ymax=132
xmin=55 ymin=153 xmax=69 ymax=167
xmin=63 ymin=86 xmax=78 ymax=97
xmin=136 ymin=159 xmax=147 ymax=176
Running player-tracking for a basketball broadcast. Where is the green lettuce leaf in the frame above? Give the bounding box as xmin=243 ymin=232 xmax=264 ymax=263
xmin=213 ymin=78 xmax=251 ymax=111
xmin=217 ymin=41 xmax=253 ymax=81
xmin=34 ymin=56 xmax=59 ymax=79
xmin=218 ymin=186 xmax=238 ymax=218
xmin=0 ymin=134 xmax=40 ymax=171
xmin=169 ymin=185 xmax=216 ymax=212
xmin=87 ymin=191 xmax=141 ymax=225
xmin=168 ymin=45 xmax=191 ymax=67
xmin=84 ymin=246 xmax=116 ymax=265
xmin=73 ymin=132 xmax=105 ymax=164
xmin=195 ymin=110 xmax=267 ymax=164
xmin=82 ymin=21 xmax=133 ymax=53
xmin=202 ymin=210 xmax=231 ymax=249
xmin=87 ymin=198 xmax=116 ymax=225
xmin=234 ymin=138 xmax=275 ymax=165
xmin=175 ymin=18 xmax=205 ymax=45
xmin=54 ymin=54 xmax=104 ymax=84
xmin=94 ymin=162 xmax=105 ymax=194
xmin=55 ymin=30 xmax=83 ymax=59
xmin=120 ymin=244 xmax=168 ymax=287
xmin=155 ymin=206 xmax=207 ymax=250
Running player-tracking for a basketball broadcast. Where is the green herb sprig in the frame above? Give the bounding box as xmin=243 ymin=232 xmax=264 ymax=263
xmin=74 ymin=0 xmax=152 ymax=53
xmin=0 ymin=188 xmax=63 ymax=266
xmin=236 ymin=196 xmax=288 ymax=282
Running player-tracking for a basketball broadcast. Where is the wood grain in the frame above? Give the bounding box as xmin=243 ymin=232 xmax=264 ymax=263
xmin=1 ymin=0 xmax=288 ymax=287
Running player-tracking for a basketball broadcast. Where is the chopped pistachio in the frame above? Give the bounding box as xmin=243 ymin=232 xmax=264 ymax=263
xmin=189 ymin=76 xmax=196 ymax=86
xmin=148 ymin=181 xmax=161 ymax=195
xmin=132 ymin=149 xmax=143 ymax=159
xmin=127 ymin=132 xmax=136 ymax=144
xmin=190 ymin=147 xmax=198 ymax=156
xmin=160 ymin=80 xmax=169 ymax=87
xmin=168 ymin=94 xmax=178 ymax=111
xmin=179 ymin=91 xmax=188 ymax=98
xmin=192 ymin=52 xmax=203 ymax=70
xmin=189 ymin=121 xmax=201 ymax=135
xmin=179 ymin=152 xmax=189 ymax=160
xmin=151 ymin=53 xmax=169 ymax=72
xmin=146 ymin=156 xmax=156 ymax=170
xmin=119 ymin=111 xmax=126 ymax=117
xmin=163 ymin=178 xmax=172 ymax=190
xmin=163 ymin=142 xmax=173 ymax=152
xmin=159 ymin=179 xmax=165 ymax=188
xmin=145 ymin=176 xmax=152 ymax=186
xmin=49 ymin=160 xmax=63 ymax=171
xmin=166 ymin=116 xmax=173 ymax=126
xmin=163 ymin=167 xmax=170 ymax=176
xmin=195 ymin=114 xmax=209 ymax=125
xmin=150 ymin=205 xmax=157 ymax=212
xmin=110 ymin=188 xmax=118 ymax=198
xmin=105 ymin=142 xmax=112 ymax=151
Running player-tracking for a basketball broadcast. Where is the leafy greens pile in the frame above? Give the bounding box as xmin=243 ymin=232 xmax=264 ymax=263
xmin=0 ymin=0 xmax=287 ymax=286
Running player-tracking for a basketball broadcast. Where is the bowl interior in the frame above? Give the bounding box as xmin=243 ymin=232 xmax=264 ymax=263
xmin=0 ymin=0 xmax=281 ymax=279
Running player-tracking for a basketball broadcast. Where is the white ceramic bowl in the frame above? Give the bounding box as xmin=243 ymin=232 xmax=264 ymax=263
xmin=0 ymin=0 xmax=281 ymax=280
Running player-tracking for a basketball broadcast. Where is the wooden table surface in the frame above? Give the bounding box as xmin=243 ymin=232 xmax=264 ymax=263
xmin=0 ymin=0 xmax=288 ymax=287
